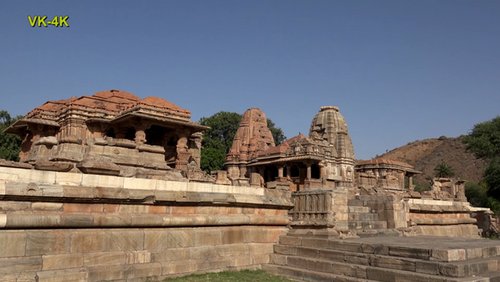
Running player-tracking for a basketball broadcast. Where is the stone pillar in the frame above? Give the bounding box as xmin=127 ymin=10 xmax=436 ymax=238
xmin=306 ymin=163 xmax=312 ymax=180
xmin=175 ymin=130 xmax=190 ymax=172
xmin=286 ymin=166 xmax=291 ymax=179
xmin=189 ymin=132 xmax=203 ymax=167
xmin=278 ymin=165 xmax=284 ymax=178
xmin=408 ymin=176 xmax=414 ymax=191
xmin=239 ymin=166 xmax=247 ymax=178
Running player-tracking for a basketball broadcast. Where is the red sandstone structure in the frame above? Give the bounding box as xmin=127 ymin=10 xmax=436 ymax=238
xmin=0 ymin=90 xmax=498 ymax=281
xmin=226 ymin=106 xmax=355 ymax=191
xmin=6 ymin=90 xmax=209 ymax=180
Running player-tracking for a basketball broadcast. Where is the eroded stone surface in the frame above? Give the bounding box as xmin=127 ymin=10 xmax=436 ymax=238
xmin=5 ymin=89 xmax=208 ymax=179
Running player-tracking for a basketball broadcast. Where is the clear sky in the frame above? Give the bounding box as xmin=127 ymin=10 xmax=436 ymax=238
xmin=1 ymin=1 xmax=499 ymax=160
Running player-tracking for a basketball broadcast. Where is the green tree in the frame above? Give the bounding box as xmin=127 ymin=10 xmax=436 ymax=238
xmin=484 ymin=158 xmax=500 ymax=199
xmin=267 ymin=119 xmax=286 ymax=145
xmin=199 ymin=112 xmax=242 ymax=173
xmin=434 ymin=162 xmax=455 ymax=178
xmin=199 ymin=111 xmax=286 ymax=172
xmin=463 ymin=116 xmax=500 ymax=160
xmin=465 ymin=182 xmax=489 ymax=208
xmin=0 ymin=110 xmax=22 ymax=161
xmin=464 ymin=116 xmax=500 ymax=201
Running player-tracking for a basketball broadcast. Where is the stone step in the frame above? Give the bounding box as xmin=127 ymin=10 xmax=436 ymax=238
xmin=348 ymin=212 xmax=379 ymax=221
xmin=278 ymin=235 xmax=500 ymax=262
xmin=348 ymin=206 xmax=371 ymax=213
xmin=273 ymin=244 xmax=500 ymax=278
xmin=270 ymin=253 xmax=441 ymax=282
xmin=348 ymin=220 xmax=387 ymax=230
xmin=270 ymin=252 xmax=500 ymax=282
xmin=356 ymin=229 xmax=401 ymax=238
xmin=263 ymin=263 xmax=375 ymax=282
xmin=347 ymin=199 xmax=364 ymax=206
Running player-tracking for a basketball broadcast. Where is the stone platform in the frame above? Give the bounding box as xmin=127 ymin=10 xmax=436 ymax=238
xmin=265 ymin=234 xmax=500 ymax=281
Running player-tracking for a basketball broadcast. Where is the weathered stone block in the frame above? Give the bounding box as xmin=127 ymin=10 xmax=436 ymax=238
xmin=70 ymin=231 xmax=106 ymax=253
xmin=63 ymin=203 xmax=103 ymax=213
xmin=125 ymin=262 xmax=162 ymax=279
xmin=62 ymin=185 xmax=95 ymax=198
xmin=123 ymin=177 xmax=155 ymax=190
xmin=243 ymin=228 xmax=284 ymax=243
xmin=389 ymin=246 xmax=431 ymax=260
xmin=217 ymin=243 xmax=249 ymax=258
xmin=189 ymin=246 xmax=220 ymax=261
xmin=161 ymin=259 xmax=197 ymax=275
xmin=94 ymin=186 xmax=128 ymax=199
xmin=158 ymin=181 xmax=188 ymax=192
xmin=279 ymin=235 xmax=302 ymax=245
xmin=126 ymin=251 xmax=151 ymax=264
xmin=151 ymin=248 xmax=189 ymax=263
xmin=0 ymin=256 xmax=42 ymax=274
xmin=83 ymin=252 xmax=127 ymax=266
xmin=42 ymin=254 xmax=83 ymax=270
xmin=26 ymin=231 xmax=69 ymax=256
xmin=81 ymin=174 xmax=124 ymax=188
xmin=221 ymin=228 xmax=244 ymax=244
xmin=193 ymin=229 xmax=221 ymax=246
xmin=36 ymin=268 xmax=88 ymax=282
xmin=416 ymin=260 xmax=439 ymax=275
xmin=270 ymin=253 xmax=287 ymax=265
xmin=343 ymin=252 xmax=369 ymax=265
xmin=32 ymin=202 xmax=63 ymax=211
xmin=144 ymin=229 xmax=193 ymax=251
xmin=431 ymin=249 xmax=466 ymax=262
xmin=87 ymin=264 xmax=125 ymax=281
xmin=29 ymin=170 xmax=56 ymax=185
xmin=287 ymin=256 xmax=332 ymax=273
xmin=438 ymin=263 xmax=466 ymax=277
xmin=370 ymin=255 xmax=416 ymax=272
xmin=483 ymin=246 xmax=499 ymax=258
xmin=0 ymin=201 xmax=31 ymax=211
xmin=61 ymin=214 xmax=94 ymax=227
xmin=466 ymin=247 xmax=483 ymax=259
xmin=54 ymin=172 xmax=82 ymax=186
xmin=118 ymin=204 xmax=149 ymax=213
xmin=7 ymin=214 xmax=61 ymax=228
xmin=0 ymin=231 xmax=26 ymax=257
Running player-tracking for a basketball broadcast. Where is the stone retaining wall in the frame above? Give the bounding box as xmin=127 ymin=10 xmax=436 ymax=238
xmin=407 ymin=198 xmax=480 ymax=238
xmin=0 ymin=166 xmax=292 ymax=281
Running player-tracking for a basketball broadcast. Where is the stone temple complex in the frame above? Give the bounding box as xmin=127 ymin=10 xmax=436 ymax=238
xmin=0 ymin=90 xmax=499 ymax=281
xmin=226 ymin=106 xmax=355 ymax=191
xmin=5 ymin=90 xmax=209 ymax=181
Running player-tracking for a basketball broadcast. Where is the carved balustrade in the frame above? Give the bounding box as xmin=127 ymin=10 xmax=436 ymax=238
xmin=290 ymin=190 xmax=335 ymax=227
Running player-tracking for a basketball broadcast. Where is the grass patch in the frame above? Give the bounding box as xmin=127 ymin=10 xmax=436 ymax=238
xmin=164 ymin=269 xmax=292 ymax=281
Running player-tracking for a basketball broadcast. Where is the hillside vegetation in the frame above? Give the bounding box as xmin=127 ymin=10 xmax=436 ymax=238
xmin=377 ymin=136 xmax=487 ymax=187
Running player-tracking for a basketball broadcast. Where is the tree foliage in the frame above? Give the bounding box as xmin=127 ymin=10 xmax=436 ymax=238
xmin=464 ymin=116 xmax=500 ymax=202
xmin=199 ymin=112 xmax=242 ymax=173
xmin=0 ymin=110 xmax=22 ymax=161
xmin=433 ymin=162 xmax=455 ymax=178
xmin=463 ymin=116 xmax=500 ymax=160
xmin=267 ymin=119 xmax=286 ymax=145
xmin=484 ymin=157 xmax=500 ymax=199
xmin=199 ymin=111 xmax=286 ymax=172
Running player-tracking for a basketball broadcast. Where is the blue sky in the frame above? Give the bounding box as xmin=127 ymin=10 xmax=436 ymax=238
xmin=1 ymin=1 xmax=499 ymax=159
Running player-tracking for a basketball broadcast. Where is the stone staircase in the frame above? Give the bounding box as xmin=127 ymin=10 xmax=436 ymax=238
xmin=264 ymin=234 xmax=500 ymax=281
xmin=347 ymin=197 xmax=395 ymax=237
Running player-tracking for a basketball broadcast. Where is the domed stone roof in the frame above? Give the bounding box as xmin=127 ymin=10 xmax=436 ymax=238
xmin=309 ymin=105 xmax=355 ymax=159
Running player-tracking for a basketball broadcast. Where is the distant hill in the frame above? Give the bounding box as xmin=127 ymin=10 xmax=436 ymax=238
xmin=375 ymin=136 xmax=487 ymax=187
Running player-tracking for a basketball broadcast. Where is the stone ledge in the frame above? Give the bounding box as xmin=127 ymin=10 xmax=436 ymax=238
xmin=0 ymin=213 xmax=289 ymax=228
xmin=0 ymin=166 xmax=266 ymax=196
xmin=0 ymin=182 xmax=292 ymax=209
xmin=411 ymin=218 xmax=477 ymax=225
